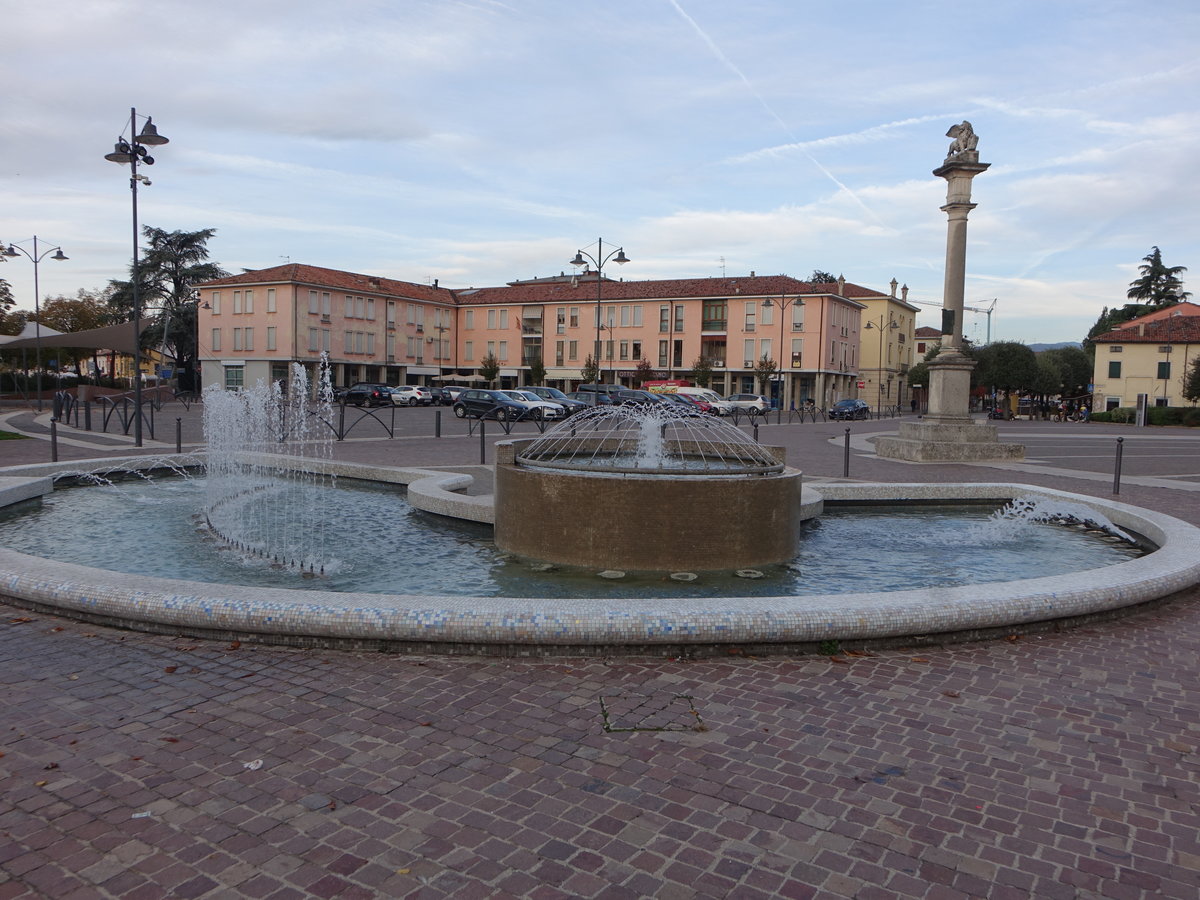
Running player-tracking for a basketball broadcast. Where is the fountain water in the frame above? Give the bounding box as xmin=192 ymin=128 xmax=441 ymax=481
xmin=202 ymin=357 xmax=334 ymax=573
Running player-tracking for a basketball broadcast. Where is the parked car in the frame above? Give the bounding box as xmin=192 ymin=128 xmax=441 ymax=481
xmin=726 ymin=393 xmax=770 ymax=413
xmin=500 ymin=389 xmax=565 ymax=420
xmin=437 ymin=386 xmax=465 ymax=405
xmin=565 ymin=390 xmax=615 ymax=406
xmin=660 ymin=393 xmax=709 ymax=416
xmin=389 ymin=385 xmax=434 ymax=406
xmin=525 ymin=386 xmax=589 ymax=415
xmin=342 ymin=383 xmax=392 ymax=407
xmin=611 ymin=389 xmax=668 ymax=407
xmin=828 ymin=398 xmax=871 ymax=420
xmin=452 ymin=389 xmax=530 ymax=421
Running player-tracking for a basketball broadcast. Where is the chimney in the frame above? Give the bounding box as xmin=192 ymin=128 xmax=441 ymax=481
xmin=901 ymin=284 xmax=909 ymax=301
xmin=836 ymin=275 xmax=845 ymax=296
xmin=433 ymin=278 xmax=439 ymax=288
xmin=890 ymin=278 xmax=898 ymax=298
xmin=750 ymin=270 xmax=756 ymax=278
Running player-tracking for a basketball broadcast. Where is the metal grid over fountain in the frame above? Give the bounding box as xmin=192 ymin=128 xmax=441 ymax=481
xmin=495 ymin=404 xmax=812 ymax=572
xmin=515 ymin=404 xmax=784 ymax=476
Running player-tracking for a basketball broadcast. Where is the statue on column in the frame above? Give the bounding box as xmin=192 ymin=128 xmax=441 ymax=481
xmin=945 ymin=121 xmax=979 ymax=162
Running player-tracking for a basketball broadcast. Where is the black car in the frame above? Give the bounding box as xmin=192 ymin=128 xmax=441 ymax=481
xmin=611 ymin=389 xmax=667 ymax=407
xmin=526 ymin=386 xmax=589 ymax=415
xmin=452 ymin=389 xmax=529 ymax=420
xmin=342 ymin=383 xmax=392 ymax=407
xmin=828 ymin=398 xmax=871 ymax=420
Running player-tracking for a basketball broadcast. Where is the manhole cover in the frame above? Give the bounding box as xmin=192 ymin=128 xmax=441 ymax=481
xmin=599 ymin=693 xmax=705 ymax=733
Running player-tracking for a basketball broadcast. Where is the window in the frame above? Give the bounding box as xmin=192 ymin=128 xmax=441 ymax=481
xmin=321 ymin=329 xmax=330 ymax=352
xmin=674 ymin=305 xmax=685 ymax=332
xmin=355 ymin=332 xmax=364 ymax=354
xmin=1106 ymin=397 xmax=1121 ymax=411
xmin=556 ymin=308 xmax=566 ymax=334
xmin=760 ymin=301 xmax=774 ymax=327
xmin=387 ymin=301 xmax=396 ymax=327
xmin=660 ymin=306 xmax=670 ymax=333
xmin=568 ymin=340 xmax=577 ymax=361
xmin=632 ymin=341 xmax=641 ymax=359
xmin=345 ymin=296 xmax=355 ymax=318
xmin=760 ymin=338 xmax=772 ymax=362
xmin=210 ymin=292 xmax=221 ymax=315
xmin=792 ymin=304 xmax=805 ymax=331
xmin=211 ymin=328 xmax=222 ymax=352
xmin=224 ymin=366 xmax=243 ymax=389
xmin=744 ymin=339 xmax=755 ymax=367
xmin=267 ymin=289 xmax=276 ymax=313
xmin=499 ymin=341 xmax=508 ymax=361
xmin=367 ymin=333 xmax=375 ymax=355
xmin=465 ymin=341 xmax=474 ymax=361
xmin=355 ymin=297 xmax=365 ymax=319
xmin=244 ymin=290 xmax=254 ymax=314
xmin=487 ymin=309 xmax=496 ymax=330
xmin=555 ymin=341 xmax=564 ymax=366
xmin=1158 ymin=361 xmax=1171 ymax=380
xmin=1108 ymin=361 xmax=1122 ymax=378
xmin=308 ymin=328 xmax=318 ymax=352
xmin=500 ymin=309 xmax=509 ymax=330
xmin=658 ymin=340 xmax=668 ymax=367
xmin=232 ymin=328 xmax=242 ymax=351
xmin=465 ymin=310 xmax=474 ymax=330
xmin=367 ymin=298 xmax=375 ymax=320
xmin=791 ymin=338 xmax=803 ymax=368
xmin=569 ymin=308 xmax=579 ymax=328
xmin=233 ymin=291 xmax=242 ymax=315
xmin=322 ymin=293 xmax=331 ymax=317
xmin=744 ymin=302 xmax=757 ymax=332
xmin=1155 ymin=397 xmax=1169 ymax=407
xmin=345 ymin=331 xmax=354 ymax=353
xmin=487 ymin=341 xmax=495 ymax=357
xmin=243 ymin=327 xmax=253 ymax=351
xmin=309 ymin=290 xmax=319 ymax=314
xmin=1109 ymin=345 xmax=1123 ymax=353
xmin=620 ymin=341 xmax=629 ymax=361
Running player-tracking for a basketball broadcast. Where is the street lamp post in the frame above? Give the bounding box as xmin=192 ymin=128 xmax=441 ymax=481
xmin=760 ymin=294 xmax=802 ymax=409
xmin=570 ymin=238 xmax=629 ymax=399
xmin=103 ymin=107 xmax=169 ymax=447
xmin=864 ymin=315 xmax=899 ymax=417
xmin=3 ymin=237 xmax=69 ymax=411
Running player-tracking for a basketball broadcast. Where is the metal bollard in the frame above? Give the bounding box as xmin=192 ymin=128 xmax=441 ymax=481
xmin=50 ymin=419 xmax=59 ymax=462
xmin=752 ymin=421 xmax=759 ymax=443
xmin=843 ymin=427 xmax=851 ymax=477
xmin=1113 ymin=436 xmax=1124 ymax=495
xmin=176 ymin=417 xmax=182 ymax=455
xmin=480 ymin=420 xmax=487 ymax=464
xmin=84 ymin=401 xmax=92 ymax=431
xmin=435 ymin=410 xmax=442 ymax=438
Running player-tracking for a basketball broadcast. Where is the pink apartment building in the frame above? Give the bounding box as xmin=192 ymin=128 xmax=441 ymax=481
xmin=198 ymin=264 xmax=914 ymax=408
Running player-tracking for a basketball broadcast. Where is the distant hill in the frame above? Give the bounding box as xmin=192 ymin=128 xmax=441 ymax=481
xmin=1029 ymin=342 xmax=1082 ymax=352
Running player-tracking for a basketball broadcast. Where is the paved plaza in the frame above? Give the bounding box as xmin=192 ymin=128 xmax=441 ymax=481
xmin=2 ymin=403 xmax=1200 ymax=898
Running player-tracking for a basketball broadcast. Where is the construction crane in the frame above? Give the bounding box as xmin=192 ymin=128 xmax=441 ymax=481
xmin=907 ymin=298 xmax=997 ymax=344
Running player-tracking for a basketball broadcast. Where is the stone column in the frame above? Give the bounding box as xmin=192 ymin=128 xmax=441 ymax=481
xmin=874 ymin=122 xmax=1023 ymax=462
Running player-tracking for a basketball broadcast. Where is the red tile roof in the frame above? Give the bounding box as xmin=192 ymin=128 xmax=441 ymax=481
xmin=198 ymin=264 xmax=455 ymax=304
xmin=915 ymin=326 xmax=943 ymax=338
xmin=454 ymin=274 xmax=885 ymax=306
xmin=1093 ymin=316 xmax=1200 ymax=344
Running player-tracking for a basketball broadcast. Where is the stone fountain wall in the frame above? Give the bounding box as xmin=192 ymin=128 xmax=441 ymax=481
xmin=493 ymin=439 xmax=812 ymax=571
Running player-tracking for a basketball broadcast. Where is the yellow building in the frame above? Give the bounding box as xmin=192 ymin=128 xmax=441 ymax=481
xmin=1091 ymin=304 xmax=1200 ymax=410
xmin=857 ymin=283 xmax=920 ymax=413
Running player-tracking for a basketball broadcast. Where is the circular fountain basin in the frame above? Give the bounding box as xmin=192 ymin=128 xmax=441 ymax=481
xmin=2 ymin=456 xmax=1199 ymax=656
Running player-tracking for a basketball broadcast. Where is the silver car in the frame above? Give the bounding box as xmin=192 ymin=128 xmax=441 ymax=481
xmin=500 ymin=390 xmax=565 ymax=420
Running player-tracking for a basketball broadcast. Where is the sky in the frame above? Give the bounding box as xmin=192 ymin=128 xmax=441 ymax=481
xmin=3 ymin=0 xmax=1199 ymax=346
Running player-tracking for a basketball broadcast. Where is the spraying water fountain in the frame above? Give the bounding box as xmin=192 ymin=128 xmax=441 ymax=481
xmin=494 ymin=405 xmax=813 ymax=571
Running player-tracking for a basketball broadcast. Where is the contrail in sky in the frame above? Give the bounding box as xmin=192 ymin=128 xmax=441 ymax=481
xmin=665 ymin=0 xmax=886 ymax=226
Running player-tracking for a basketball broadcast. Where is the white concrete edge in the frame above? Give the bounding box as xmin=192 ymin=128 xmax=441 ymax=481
xmin=1 ymin=463 xmax=1198 ymax=646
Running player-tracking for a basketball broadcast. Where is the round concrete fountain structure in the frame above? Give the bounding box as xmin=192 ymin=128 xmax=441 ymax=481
xmin=494 ymin=406 xmax=815 ymax=571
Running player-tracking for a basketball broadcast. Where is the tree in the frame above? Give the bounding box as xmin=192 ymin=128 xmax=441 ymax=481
xmin=808 ymin=270 xmax=837 ymax=285
xmin=688 ymin=356 xmax=714 ymax=388
xmin=973 ymin=341 xmax=1037 ymax=395
xmin=478 ymin=352 xmax=500 ymax=386
xmin=633 ymin=358 xmax=655 ymax=387
xmin=1127 ymin=246 xmax=1190 ymax=306
xmin=109 ymin=227 xmax=228 ymax=390
xmin=1182 ymin=355 xmax=1200 ymax=404
xmin=1041 ymin=346 xmax=1092 ymax=397
xmin=580 ymin=354 xmax=600 ymax=385
xmin=753 ymin=353 xmax=778 ymax=395
xmin=526 ymin=356 xmax=546 ymax=386
xmin=0 ymin=277 xmax=18 ymax=335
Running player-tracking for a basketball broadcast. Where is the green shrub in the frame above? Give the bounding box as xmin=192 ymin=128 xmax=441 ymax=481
xmin=1089 ymin=411 xmax=1112 ymax=423
xmin=1147 ymin=406 xmax=1186 ymax=426
xmin=1109 ymin=407 xmax=1135 ymax=424
xmin=1183 ymin=408 xmax=1200 ymax=427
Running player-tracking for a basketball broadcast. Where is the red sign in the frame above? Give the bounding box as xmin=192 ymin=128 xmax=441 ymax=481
xmin=856 ymin=381 xmax=866 ymax=389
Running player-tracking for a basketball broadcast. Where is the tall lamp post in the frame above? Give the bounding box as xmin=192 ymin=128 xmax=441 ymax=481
xmin=2 ymin=238 xmax=69 ymax=411
xmin=570 ymin=239 xmax=629 ymax=397
xmin=103 ymin=108 xmax=169 ymax=447
xmin=760 ymin=294 xmax=802 ymax=409
xmin=864 ymin=315 xmax=899 ymax=417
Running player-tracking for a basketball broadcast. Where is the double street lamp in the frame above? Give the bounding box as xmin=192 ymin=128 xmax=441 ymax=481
xmin=570 ymin=238 xmax=629 ymax=395
xmin=761 ymin=294 xmax=802 ymax=409
xmin=865 ymin=315 xmax=899 ymax=417
xmin=103 ymin=107 xmax=169 ymax=447
xmin=2 ymin=237 xmax=69 ymax=411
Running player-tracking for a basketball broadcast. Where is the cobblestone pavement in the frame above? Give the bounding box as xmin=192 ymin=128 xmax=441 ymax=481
xmin=3 ymin=402 xmax=1200 ymax=897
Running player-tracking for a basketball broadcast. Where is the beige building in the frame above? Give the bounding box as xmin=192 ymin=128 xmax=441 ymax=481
xmin=856 ymin=282 xmax=920 ymax=412
xmin=197 ymin=264 xmax=917 ymax=407
xmin=1090 ymin=303 xmax=1200 ymax=410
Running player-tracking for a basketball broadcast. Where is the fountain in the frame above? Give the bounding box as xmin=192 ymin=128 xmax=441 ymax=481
xmin=494 ymin=405 xmax=814 ymax=571
xmin=0 ymin=364 xmax=1198 ymax=655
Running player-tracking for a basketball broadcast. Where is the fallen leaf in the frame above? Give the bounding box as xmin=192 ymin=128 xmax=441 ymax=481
xmin=396 ymin=868 xmax=411 ymax=875
xmin=228 ymin=641 xmax=241 ymax=650
xmin=43 ymin=763 xmax=59 ymax=770
xmin=419 ymin=722 xmax=433 ymax=727
xmin=163 ymin=666 xmax=177 ymax=674
xmin=51 ymin=627 xmax=64 ymax=633
xmin=830 ymin=656 xmax=850 ymax=664
xmin=910 ymin=657 xmax=930 ymax=663
xmin=1005 ymin=634 xmax=1020 ymax=642
xmin=941 ymin=690 xmax=961 ymax=698
xmin=161 ymin=737 xmax=180 ymax=743
xmin=327 ymin=800 xmax=337 ymax=810
xmin=10 ymin=617 xmax=33 ymax=624
xmin=35 ymin=780 xmax=47 ymax=787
